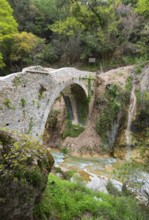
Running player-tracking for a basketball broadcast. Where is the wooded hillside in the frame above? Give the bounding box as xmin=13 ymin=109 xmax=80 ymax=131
xmin=0 ymin=0 xmax=149 ymax=75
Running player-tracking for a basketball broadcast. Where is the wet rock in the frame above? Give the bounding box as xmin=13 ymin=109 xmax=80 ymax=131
xmin=87 ymin=174 xmax=109 ymax=193
xmin=138 ymin=182 xmax=149 ymax=206
xmin=110 ymin=179 xmax=123 ymax=192
xmin=114 ymin=145 xmax=126 ymax=159
xmin=86 ymin=173 xmax=123 ymax=194
xmin=136 ymin=172 xmax=149 ymax=206
xmin=131 ymin=172 xmax=149 ymax=184
xmin=126 ymin=171 xmax=149 ymax=206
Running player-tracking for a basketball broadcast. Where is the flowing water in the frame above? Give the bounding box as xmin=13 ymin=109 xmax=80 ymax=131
xmin=125 ymin=75 xmax=137 ymax=160
xmin=52 ymin=150 xmax=117 ymax=174
xmin=50 ymin=149 xmax=122 ymax=192
xmin=107 ymin=118 xmax=120 ymax=150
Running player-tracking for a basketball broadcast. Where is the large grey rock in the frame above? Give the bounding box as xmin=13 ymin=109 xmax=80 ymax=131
xmin=110 ymin=179 xmax=123 ymax=192
xmin=126 ymin=171 xmax=149 ymax=206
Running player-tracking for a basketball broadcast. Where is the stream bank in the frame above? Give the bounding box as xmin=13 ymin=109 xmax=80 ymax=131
xmin=49 ymin=148 xmax=149 ymax=207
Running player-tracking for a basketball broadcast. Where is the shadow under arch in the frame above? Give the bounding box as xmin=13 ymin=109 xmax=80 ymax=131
xmin=43 ymin=83 xmax=89 ymax=146
xmin=61 ymin=83 xmax=89 ymax=125
xmin=39 ymin=80 xmax=89 ymax=139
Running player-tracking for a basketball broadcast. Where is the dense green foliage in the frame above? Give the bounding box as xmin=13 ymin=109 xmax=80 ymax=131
xmin=0 ymin=0 xmax=149 ymax=74
xmin=136 ymin=0 xmax=149 ymax=16
xmin=0 ymin=0 xmax=18 ymax=69
xmin=35 ymin=173 xmax=148 ymax=220
xmin=1 ymin=32 xmax=45 ymax=70
xmin=0 ymin=0 xmax=18 ymax=37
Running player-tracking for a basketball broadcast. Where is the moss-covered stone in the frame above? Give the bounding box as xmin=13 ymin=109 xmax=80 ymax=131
xmin=0 ymin=129 xmax=54 ymax=220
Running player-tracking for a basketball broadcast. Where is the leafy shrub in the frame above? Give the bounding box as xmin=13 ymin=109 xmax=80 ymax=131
xmin=60 ymin=147 xmax=69 ymax=154
xmin=62 ymin=120 xmax=85 ymax=138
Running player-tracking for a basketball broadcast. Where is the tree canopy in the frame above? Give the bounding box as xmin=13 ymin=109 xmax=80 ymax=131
xmin=136 ymin=0 xmax=149 ymax=16
xmin=0 ymin=0 xmax=18 ymax=69
xmin=0 ymin=0 xmax=18 ymax=38
xmin=1 ymin=0 xmax=149 ymax=74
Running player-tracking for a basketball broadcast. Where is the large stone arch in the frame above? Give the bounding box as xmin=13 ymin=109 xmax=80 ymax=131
xmin=0 ymin=66 xmax=96 ymax=139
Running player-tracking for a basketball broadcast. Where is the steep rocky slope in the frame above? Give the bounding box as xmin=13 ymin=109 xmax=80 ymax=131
xmin=44 ymin=64 xmax=149 ymax=160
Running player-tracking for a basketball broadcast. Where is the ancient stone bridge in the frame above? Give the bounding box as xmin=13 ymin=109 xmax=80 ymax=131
xmin=0 ymin=66 xmax=96 ymax=138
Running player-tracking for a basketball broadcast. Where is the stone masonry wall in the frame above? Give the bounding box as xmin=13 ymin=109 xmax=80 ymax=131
xmin=0 ymin=66 xmax=96 ymax=138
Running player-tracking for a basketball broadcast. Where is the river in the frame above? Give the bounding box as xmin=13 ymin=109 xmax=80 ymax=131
xmin=50 ymin=149 xmax=123 ymax=193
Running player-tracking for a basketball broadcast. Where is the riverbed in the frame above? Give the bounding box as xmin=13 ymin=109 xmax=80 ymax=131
xmin=50 ymin=149 xmax=124 ymax=193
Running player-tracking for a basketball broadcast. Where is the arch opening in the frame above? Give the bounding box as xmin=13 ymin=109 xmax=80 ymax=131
xmin=43 ymin=83 xmax=89 ymax=147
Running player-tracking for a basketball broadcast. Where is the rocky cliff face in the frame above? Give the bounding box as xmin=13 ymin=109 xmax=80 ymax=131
xmin=132 ymin=65 xmax=149 ymax=159
xmin=114 ymin=64 xmax=149 ymax=160
xmin=46 ymin=64 xmax=149 ymax=161
xmin=52 ymin=66 xmax=133 ymax=155
xmin=0 ymin=129 xmax=54 ymax=220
